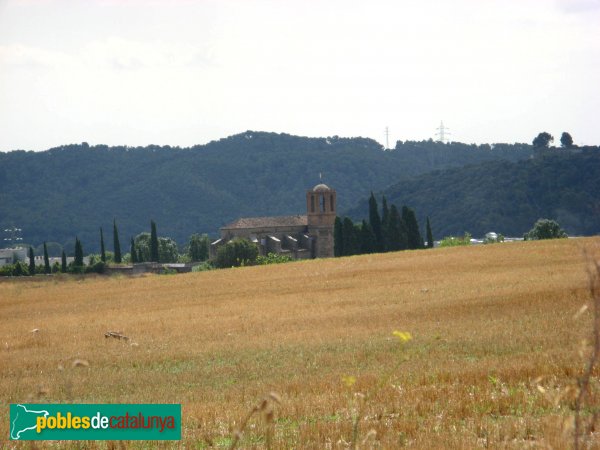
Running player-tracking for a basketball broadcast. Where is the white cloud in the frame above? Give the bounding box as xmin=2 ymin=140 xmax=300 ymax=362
xmin=0 ymin=0 xmax=599 ymax=150
xmin=556 ymin=0 xmax=600 ymax=14
xmin=83 ymin=37 xmax=213 ymax=70
xmin=0 ymin=44 xmax=71 ymax=68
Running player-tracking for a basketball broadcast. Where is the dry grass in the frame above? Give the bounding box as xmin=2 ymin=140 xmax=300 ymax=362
xmin=1 ymin=237 xmax=599 ymax=448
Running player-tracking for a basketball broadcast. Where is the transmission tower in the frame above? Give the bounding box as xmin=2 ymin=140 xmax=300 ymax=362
xmin=435 ymin=121 xmax=451 ymax=143
xmin=3 ymin=226 xmax=23 ymax=247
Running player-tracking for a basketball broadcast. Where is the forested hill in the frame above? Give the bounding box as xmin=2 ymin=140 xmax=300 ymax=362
xmin=348 ymin=149 xmax=600 ymax=239
xmin=0 ymin=132 xmax=531 ymax=252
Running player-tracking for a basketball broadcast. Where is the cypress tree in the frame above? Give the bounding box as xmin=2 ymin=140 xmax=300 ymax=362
xmin=113 ymin=219 xmax=122 ymax=263
xmin=402 ymin=206 xmax=423 ymax=250
xmin=130 ymin=237 xmax=137 ymax=264
xmin=100 ymin=227 xmax=106 ymax=262
xmin=28 ymin=246 xmax=35 ymax=276
xmin=61 ymin=250 xmax=67 ymax=273
xmin=334 ymin=217 xmax=344 ymax=257
xmin=342 ymin=217 xmax=358 ymax=256
xmin=381 ymin=196 xmax=390 ymax=252
xmin=43 ymin=242 xmax=51 ymax=274
xmin=359 ymin=220 xmax=376 ymax=254
xmin=387 ymin=205 xmax=407 ymax=251
xmin=368 ymin=193 xmax=383 ymax=251
xmin=426 ymin=217 xmax=434 ymax=248
xmin=74 ymin=237 xmax=84 ymax=266
xmin=150 ymin=220 xmax=159 ymax=262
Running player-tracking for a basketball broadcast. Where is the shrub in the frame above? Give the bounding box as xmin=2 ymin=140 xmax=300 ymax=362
xmin=257 ymin=252 xmax=294 ymax=265
xmin=85 ymin=261 xmax=106 ymax=274
xmin=192 ymin=261 xmax=214 ymax=272
xmin=524 ymin=219 xmax=567 ymax=241
xmin=68 ymin=264 xmax=85 ymax=274
xmin=0 ymin=264 xmax=16 ymax=276
xmin=439 ymin=233 xmax=472 ymax=247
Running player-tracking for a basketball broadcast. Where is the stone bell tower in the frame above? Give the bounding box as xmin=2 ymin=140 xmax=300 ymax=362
xmin=306 ymin=183 xmax=336 ymax=258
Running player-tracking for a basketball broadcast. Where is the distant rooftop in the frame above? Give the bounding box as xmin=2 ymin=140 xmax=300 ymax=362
xmin=222 ymin=215 xmax=308 ymax=229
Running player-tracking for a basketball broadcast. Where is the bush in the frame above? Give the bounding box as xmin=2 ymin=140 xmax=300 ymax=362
xmin=0 ymin=264 xmax=25 ymax=276
xmin=439 ymin=233 xmax=472 ymax=247
xmin=214 ymin=239 xmax=259 ymax=268
xmin=524 ymin=219 xmax=567 ymax=240
xmin=192 ymin=261 xmax=214 ymax=272
xmin=85 ymin=261 xmax=106 ymax=274
xmin=257 ymin=252 xmax=294 ymax=265
xmin=68 ymin=264 xmax=85 ymax=274
xmin=0 ymin=262 xmax=30 ymax=276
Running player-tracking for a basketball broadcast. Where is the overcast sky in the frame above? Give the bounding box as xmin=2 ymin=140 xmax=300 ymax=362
xmin=1 ymin=0 xmax=599 ymax=151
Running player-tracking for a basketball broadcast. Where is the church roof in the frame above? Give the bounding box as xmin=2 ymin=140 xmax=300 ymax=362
xmin=222 ymin=215 xmax=308 ymax=230
xmin=313 ymin=183 xmax=331 ymax=192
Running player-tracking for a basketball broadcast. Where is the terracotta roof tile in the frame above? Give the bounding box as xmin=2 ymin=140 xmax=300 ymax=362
xmin=222 ymin=215 xmax=307 ymax=229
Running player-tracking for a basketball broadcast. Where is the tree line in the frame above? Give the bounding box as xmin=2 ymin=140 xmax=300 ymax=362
xmin=0 ymin=219 xmax=211 ymax=277
xmin=0 ymin=132 xmax=534 ymax=254
xmin=334 ymin=193 xmax=433 ymax=257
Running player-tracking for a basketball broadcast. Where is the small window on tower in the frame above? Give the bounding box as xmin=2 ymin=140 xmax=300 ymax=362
xmin=330 ymin=194 xmax=334 ymax=212
xmin=311 ymin=195 xmax=315 ymax=213
xmin=320 ymin=194 xmax=325 ymax=212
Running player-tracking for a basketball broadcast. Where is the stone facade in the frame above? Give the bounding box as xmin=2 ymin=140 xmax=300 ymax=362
xmin=211 ymin=184 xmax=337 ymax=259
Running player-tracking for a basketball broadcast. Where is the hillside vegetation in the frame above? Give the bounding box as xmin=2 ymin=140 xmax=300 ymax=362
xmin=0 ymin=132 xmax=531 ymax=252
xmin=1 ymin=238 xmax=598 ymax=448
xmin=349 ymin=149 xmax=600 ymax=239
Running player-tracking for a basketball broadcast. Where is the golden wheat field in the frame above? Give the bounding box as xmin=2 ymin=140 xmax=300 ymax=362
xmin=2 ymin=237 xmax=600 ymax=449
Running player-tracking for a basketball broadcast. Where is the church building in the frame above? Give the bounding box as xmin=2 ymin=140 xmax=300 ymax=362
xmin=210 ymin=183 xmax=337 ymax=259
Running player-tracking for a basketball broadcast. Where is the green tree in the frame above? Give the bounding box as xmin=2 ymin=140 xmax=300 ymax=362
xmin=342 ymin=217 xmax=359 ymax=256
xmin=381 ymin=196 xmax=390 ymax=251
xmin=560 ymin=132 xmax=574 ymax=149
xmin=334 ymin=217 xmax=344 ymax=257
xmin=158 ymin=237 xmax=179 ymax=263
xmin=134 ymin=231 xmax=178 ymax=263
xmin=28 ymin=246 xmax=35 ymax=276
xmin=100 ymin=227 xmax=106 ymax=262
xmin=524 ymin=218 xmax=567 ymax=240
xmin=402 ymin=206 xmax=423 ymax=250
xmin=43 ymin=242 xmax=50 ymax=274
xmin=214 ymin=239 xmax=259 ymax=268
xmin=150 ymin=220 xmax=159 ymax=262
xmin=369 ymin=192 xmax=383 ymax=251
xmin=426 ymin=217 xmax=434 ymax=248
xmin=532 ymin=132 xmax=554 ymax=149
xmin=387 ymin=204 xmax=408 ymax=251
xmin=74 ymin=237 xmax=84 ymax=266
xmin=13 ymin=261 xmax=27 ymax=276
xmin=61 ymin=251 xmax=67 ymax=273
xmin=134 ymin=232 xmax=151 ymax=262
xmin=359 ymin=220 xmax=377 ymax=254
xmin=113 ymin=219 xmax=122 ymax=263
xmin=130 ymin=237 xmax=137 ymax=264
xmin=187 ymin=234 xmax=210 ymax=261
